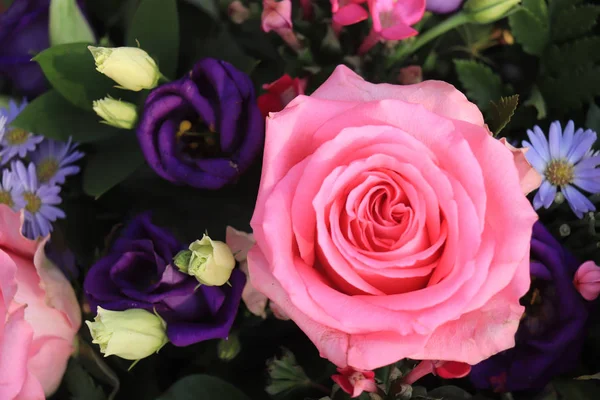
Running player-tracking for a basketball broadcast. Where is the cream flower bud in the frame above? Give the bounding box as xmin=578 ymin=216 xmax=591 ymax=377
xmin=187 ymin=234 xmax=236 ymax=286
xmin=464 ymin=0 xmax=521 ymax=24
xmin=93 ymin=97 xmax=138 ymax=129
xmin=88 ymin=46 xmax=160 ymax=91
xmin=86 ymin=307 xmax=168 ymax=360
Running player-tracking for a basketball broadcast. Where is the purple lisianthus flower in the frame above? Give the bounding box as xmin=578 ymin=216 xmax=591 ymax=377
xmin=0 ymin=0 xmax=50 ymax=97
xmin=83 ymin=213 xmax=246 ymax=346
xmin=137 ymin=58 xmax=264 ymax=190
xmin=427 ymin=0 xmax=464 ymax=13
xmin=471 ymin=222 xmax=590 ymax=392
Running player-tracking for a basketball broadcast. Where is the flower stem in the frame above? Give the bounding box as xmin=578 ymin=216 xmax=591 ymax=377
xmin=309 ymin=381 xmax=331 ymax=394
xmin=386 ymin=12 xmax=470 ymax=68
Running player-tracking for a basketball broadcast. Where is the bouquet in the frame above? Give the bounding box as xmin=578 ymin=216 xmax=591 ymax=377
xmin=0 ymin=0 xmax=599 ymax=399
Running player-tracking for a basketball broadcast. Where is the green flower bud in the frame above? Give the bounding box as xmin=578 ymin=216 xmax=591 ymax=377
xmin=187 ymin=234 xmax=236 ymax=286
xmin=93 ymin=97 xmax=138 ymax=129
xmin=86 ymin=307 xmax=168 ymax=360
xmin=173 ymin=249 xmax=193 ymax=273
xmin=464 ymin=0 xmax=521 ymax=24
xmin=88 ymin=46 xmax=160 ymax=91
xmin=217 ymin=333 xmax=241 ymax=361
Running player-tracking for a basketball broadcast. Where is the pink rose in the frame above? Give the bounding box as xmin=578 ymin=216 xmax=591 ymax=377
xmin=0 ymin=206 xmax=81 ymax=400
xmin=248 ymin=66 xmax=539 ymax=370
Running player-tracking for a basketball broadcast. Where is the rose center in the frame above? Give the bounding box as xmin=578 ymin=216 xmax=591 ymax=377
xmin=176 ymin=119 xmax=222 ymax=159
xmin=544 ymin=159 xmax=574 ymax=186
xmin=23 ymin=192 xmax=42 ymax=213
xmin=0 ymin=190 xmax=13 ymax=207
xmin=6 ymin=128 xmax=29 ymax=145
xmin=37 ymin=158 xmax=59 ymax=183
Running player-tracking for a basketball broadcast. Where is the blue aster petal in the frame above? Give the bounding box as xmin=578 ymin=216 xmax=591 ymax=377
xmin=562 ymin=184 xmax=596 ymax=218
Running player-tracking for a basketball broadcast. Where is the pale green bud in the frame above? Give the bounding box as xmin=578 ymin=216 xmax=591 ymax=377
xmin=93 ymin=97 xmax=138 ymax=129
xmin=85 ymin=307 xmax=168 ymax=360
xmin=217 ymin=333 xmax=241 ymax=361
xmin=464 ymin=0 xmax=521 ymax=24
xmin=49 ymin=0 xmax=96 ymax=46
xmin=187 ymin=234 xmax=236 ymax=286
xmin=88 ymin=46 xmax=160 ymax=92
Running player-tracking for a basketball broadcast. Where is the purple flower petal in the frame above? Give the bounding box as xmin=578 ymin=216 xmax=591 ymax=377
xmin=562 ymin=184 xmax=595 ymax=218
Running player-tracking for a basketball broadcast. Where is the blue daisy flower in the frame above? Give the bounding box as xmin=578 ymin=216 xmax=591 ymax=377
xmin=29 ymin=137 xmax=85 ymax=185
xmin=0 ymin=99 xmax=44 ymax=165
xmin=0 ymin=168 xmax=25 ymax=211
xmin=12 ymin=161 xmax=66 ymax=239
xmin=522 ymin=120 xmax=600 ymax=218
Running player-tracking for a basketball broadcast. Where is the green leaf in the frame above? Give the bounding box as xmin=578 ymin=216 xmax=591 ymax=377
xmin=552 ymin=5 xmax=600 ymax=42
xmin=508 ymin=6 xmax=549 ymax=56
xmin=586 ymin=102 xmax=600 ymax=133
xmin=127 ymin=0 xmax=180 ymax=79
xmin=65 ymin=359 xmax=107 ymax=400
xmin=552 ymin=379 xmax=599 ymax=399
xmin=454 ymin=60 xmax=503 ymax=111
xmin=10 ymin=90 xmax=120 ymax=143
xmin=182 ymin=0 xmax=219 ymax=19
xmin=540 ymin=64 xmax=600 ymax=111
xmin=190 ymin=29 xmax=257 ymax=74
xmin=265 ymin=348 xmax=311 ymax=396
xmin=427 ymin=385 xmax=473 ymax=399
xmin=524 ymin=85 xmax=547 ymax=120
xmin=156 ymin=375 xmax=251 ymax=400
xmin=33 ymin=43 xmax=120 ymax=111
xmin=49 ymin=0 xmax=96 ymax=46
xmin=523 ymin=0 xmax=549 ymax=19
xmin=488 ymin=95 xmax=519 ymax=136
xmin=543 ymin=36 xmax=600 ymax=75
xmin=83 ymin=133 xmax=145 ymax=198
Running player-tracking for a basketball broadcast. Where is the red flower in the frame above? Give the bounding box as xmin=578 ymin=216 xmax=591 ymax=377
xmin=257 ymin=74 xmax=307 ymax=117
xmin=403 ymin=360 xmax=472 ymax=385
xmin=332 ymin=367 xmax=378 ymax=398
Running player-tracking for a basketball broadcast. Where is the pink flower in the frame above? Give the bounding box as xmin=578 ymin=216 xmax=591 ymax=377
xmin=247 ymin=65 xmax=539 ymax=370
xmin=331 ymin=367 xmax=378 ymax=398
xmin=574 ymin=261 xmax=600 ymax=301
xmin=226 ymin=226 xmax=289 ymax=320
xmin=359 ymin=0 xmax=426 ymax=54
xmin=0 ymin=205 xmax=81 ymax=400
xmin=257 ymin=74 xmax=308 ymax=117
xmin=403 ymin=360 xmax=471 ymax=384
xmin=262 ymin=0 xmax=302 ymax=51
xmin=228 ymin=0 xmax=251 ymax=24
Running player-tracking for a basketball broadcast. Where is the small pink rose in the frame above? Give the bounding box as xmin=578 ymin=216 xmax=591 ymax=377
xmin=228 ymin=0 xmax=251 ymax=24
xmin=0 ymin=205 xmax=81 ymax=400
xmin=398 ymin=65 xmax=423 ymax=85
xmin=574 ymin=261 xmax=600 ymax=301
xmin=331 ymin=366 xmax=378 ymax=398
xmin=248 ymin=65 xmax=537 ymax=370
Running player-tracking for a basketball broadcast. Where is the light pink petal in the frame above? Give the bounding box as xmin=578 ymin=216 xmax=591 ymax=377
xmin=499 ymin=138 xmax=542 ymax=195
xmin=310 ymin=65 xmax=484 ymax=126
xmin=240 ymin=262 xmax=269 ymax=318
xmin=262 ymin=0 xmax=293 ymax=32
xmin=27 ymin=337 xmax=73 ymax=396
xmin=226 ymin=226 xmax=255 ymax=262
xmin=0 ymin=306 xmax=34 ymax=400
xmin=394 ymin=0 xmax=426 ymax=25
xmin=0 ymin=206 xmax=37 ymax=258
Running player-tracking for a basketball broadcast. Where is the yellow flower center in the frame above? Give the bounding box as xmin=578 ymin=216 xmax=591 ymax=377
xmin=6 ymin=128 xmax=29 ymax=145
xmin=0 ymin=191 xmax=13 ymax=207
xmin=37 ymin=158 xmax=59 ymax=184
xmin=544 ymin=159 xmax=574 ymax=186
xmin=23 ymin=192 xmax=41 ymax=213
